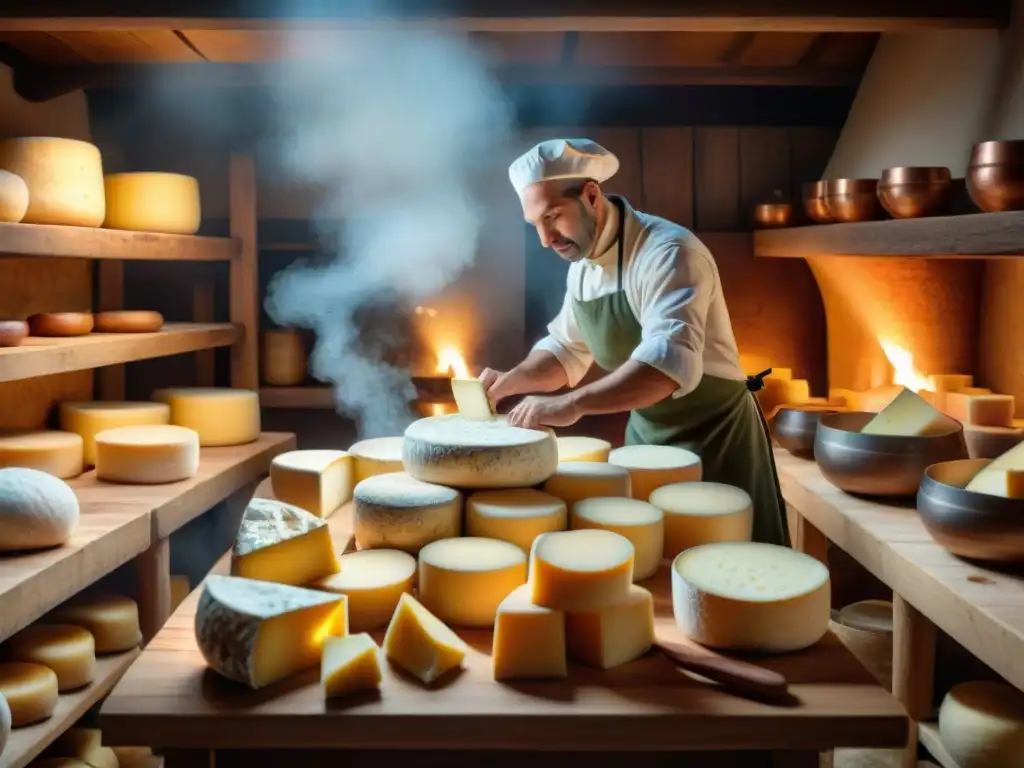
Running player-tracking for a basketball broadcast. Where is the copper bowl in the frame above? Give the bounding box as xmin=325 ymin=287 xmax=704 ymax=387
xmin=970 ymin=139 xmax=1024 ymax=166
xmin=877 ymin=167 xmax=952 ymax=218
xmin=802 ymin=181 xmax=831 ymax=223
xmin=824 ymin=179 xmax=884 ymax=223
xmin=753 ymin=202 xmax=794 ymax=229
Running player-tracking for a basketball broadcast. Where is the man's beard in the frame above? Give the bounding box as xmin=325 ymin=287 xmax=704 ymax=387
xmin=552 ymin=204 xmax=597 ymax=262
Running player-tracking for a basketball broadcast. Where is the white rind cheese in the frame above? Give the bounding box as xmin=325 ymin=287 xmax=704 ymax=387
xmin=353 ymin=471 xmax=462 ymax=553
xmin=570 ymin=497 xmax=664 ymax=581
xmin=349 ymin=437 xmax=405 ymax=482
xmin=466 ymin=488 xmax=567 ymax=553
xmin=648 ymin=481 xmax=753 ymax=559
xmin=0 ymin=467 xmax=80 ymax=552
xmin=402 ymin=414 xmax=558 ymax=489
xmin=939 ymin=680 xmax=1024 ymax=767
xmin=556 ymin=436 xmax=611 ymax=462
xmin=608 ymin=444 xmax=702 ymax=501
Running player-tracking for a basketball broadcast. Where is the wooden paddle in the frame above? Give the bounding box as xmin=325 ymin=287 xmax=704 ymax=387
xmin=655 ymin=639 xmax=790 ymax=700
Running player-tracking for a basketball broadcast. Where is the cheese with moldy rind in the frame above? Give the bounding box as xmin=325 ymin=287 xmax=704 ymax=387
xmin=466 ymin=488 xmax=567 ymax=554
xmin=530 ymin=529 xmax=634 ymax=612
xmin=152 ymin=387 xmax=261 ymax=447
xmin=270 ymin=449 xmax=352 ymax=518
xmin=0 ymin=692 xmax=9 ymax=758
xmin=492 ymin=584 xmax=567 ymax=680
xmin=7 ymin=624 xmax=96 ymax=691
xmin=556 ymin=436 xmax=611 ymax=463
xmin=0 ymin=137 xmax=105 ymax=227
xmin=570 ymin=497 xmax=664 ymax=581
xmin=231 ymin=498 xmax=341 ymax=586
xmin=94 ymin=424 xmax=200 ymax=484
xmin=103 ymin=172 xmax=202 ymax=234
xmin=353 ymin=471 xmax=461 ymax=553
xmin=60 ymin=401 xmax=171 ymax=466
xmin=608 ymin=444 xmax=701 ymax=501
xmin=939 ymin=680 xmax=1024 ymax=767
xmin=0 ymin=430 xmax=84 ymax=479
xmin=648 ymin=481 xmax=753 ymax=559
xmin=195 ymin=574 xmax=347 ymax=689
xmin=383 ymin=592 xmax=469 ymax=685
xmin=0 ymin=661 xmax=58 ymax=726
xmin=321 ymin=633 xmax=382 ymax=698
xmin=0 ymin=467 xmax=80 ymax=552
xmin=671 ymin=541 xmax=830 ymax=653
xmin=565 ymin=583 xmax=654 ymax=670
xmin=52 ymin=594 xmax=142 ymax=653
xmin=313 ymin=549 xmax=416 ymax=632
xmin=418 ymin=537 xmax=528 ymax=628
xmin=402 ymin=414 xmax=558 ymax=489
xmin=860 ymin=388 xmax=953 ymax=437
xmin=349 ymin=436 xmax=405 ymax=483
xmin=542 ymin=461 xmax=632 ymax=510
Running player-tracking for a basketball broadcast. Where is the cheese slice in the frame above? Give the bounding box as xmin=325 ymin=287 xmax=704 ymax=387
xmin=939 ymin=680 xmax=1024 ymax=768
xmin=7 ymin=624 xmax=96 ymax=691
xmin=0 ymin=430 xmax=84 ymax=479
xmin=607 ymin=445 xmax=702 ymax=501
xmin=59 ymin=401 xmax=171 ymax=466
xmin=465 ymin=488 xmax=567 ymax=554
xmin=230 ymin=498 xmax=341 ymax=586
xmin=383 ymin=593 xmax=470 ymax=684
xmin=51 ymin=594 xmax=143 ymax=653
xmin=565 ymin=584 xmax=655 ymax=670
xmin=270 ymin=449 xmax=353 ymax=518
xmin=648 ymin=481 xmax=754 ymax=559
xmin=312 ymin=549 xmax=416 ymax=632
xmin=530 ymin=529 xmax=634 ymax=612
xmin=94 ymin=424 xmax=200 ymax=484
xmin=352 ymin=472 xmax=462 ymax=553
xmin=152 ymin=387 xmax=261 ymax=447
xmin=555 ymin=436 xmax=611 ymax=463
xmin=195 ymin=574 xmax=347 ymax=689
xmin=542 ymin=461 xmax=632 ymax=510
xmin=964 ymin=467 xmax=1024 ymax=498
xmin=0 ymin=467 xmax=80 ymax=552
xmin=570 ymin=498 xmax=664 ymax=581
xmin=450 ymin=378 xmax=495 ymax=421
xmin=492 ymin=584 xmax=567 ymax=680
xmin=0 ymin=661 xmax=58 ymax=726
xmin=860 ymin=388 xmax=952 ymax=436
xmin=348 ymin=436 xmax=404 ymax=482
xmin=321 ymin=633 xmax=382 ymax=698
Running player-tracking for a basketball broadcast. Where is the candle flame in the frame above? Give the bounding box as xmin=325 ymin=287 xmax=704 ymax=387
xmin=879 ymin=339 xmax=933 ymax=392
xmin=435 ymin=346 xmax=469 ymax=379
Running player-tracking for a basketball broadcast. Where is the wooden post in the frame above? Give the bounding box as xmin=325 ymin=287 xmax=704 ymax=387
xmin=790 ymin=505 xmax=829 ymax=566
xmin=229 ymin=154 xmax=259 ymax=390
xmin=135 ymin=537 xmax=171 ymax=644
xmin=97 ymin=260 xmax=126 ymax=400
xmin=893 ymin=594 xmax=937 ymax=768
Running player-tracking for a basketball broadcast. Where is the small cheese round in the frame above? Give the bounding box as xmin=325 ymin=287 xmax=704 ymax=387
xmin=93 ymin=310 xmax=164 ymax=334
xmin=52 ymin=594 xmax=142 ymax=653
xmin=0 ymin=430 xmax=84 ymax=478
xmin=837 ymin=600 xmax=893 ymax=634
xmin=466 ymin=488 xmax=567 ymax=553
xmin=60 ymin=401 xmax=171 ymax=466
xmin=353 ymin=472 xmax=461 ymax=553
xmin=152 ymin=387 xmax=261 ymax=447
xmin=556 ymin=436 xmax=611 ymax=462
xmin=6 ymin=624 xmax=96 ymax=691
xmin=571 ymin=497 xmax=664 ymax=581
xmin=0 ymin=692 xmax=9 ymax=758
xmin=0 ymin=169 xmax=28 ymax=223
xmin=27 ymin=312 xmax=94 ymax=337
xmin=312 ymin=549 xmax=416 ymax=632
xmin=671 ymin=541 xmax=830 ymax=653
xmin=418 ymin=537 xmax=528 ymax=628
xmin=0 ymin=137 xmax=105 ymax=227
xmin=529 ymin=529 xmax=635 ymax=612
xmin=543 ymin=461 xmax=632 ymax=510
xmin=94 ymin=424 xmax=200 ymax=484
xmin=349 ymin=436 xmax=404 ymax=482
xmin=648 ymin=481 xmax=753 ymax=559
xmin=0 ymin=320 xmax=28 ymax=348
xmin=0 ymin=467 xmax=79 ymax=552
xmin=939 ymin=681 xmax=1024 ymax=767
xmin=262 ymin=329 xmax=306 ymax=387
xmin=608 ymin=444 xmax=702 ymax=501
xmin=103 ymin=172 xmax=201 ymax=234
xmin=0 ymin=662 xmax=59 ymax=726
xmin=403 ymin=414 xmax=558 ymax=489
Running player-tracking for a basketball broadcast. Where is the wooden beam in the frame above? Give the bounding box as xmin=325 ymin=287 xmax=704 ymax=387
xmin=721 ymin=32 xmax=758 ymax=65
xmin=797 ymin=33 xmax=844 ymax=66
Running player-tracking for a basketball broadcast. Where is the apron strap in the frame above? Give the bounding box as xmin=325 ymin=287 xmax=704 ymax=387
xmin=745 ymin=368 xmax=773 ymax=393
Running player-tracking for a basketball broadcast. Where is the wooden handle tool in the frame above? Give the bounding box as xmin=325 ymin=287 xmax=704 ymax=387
xmin=656 ymin=640 xmax=790 ymax=700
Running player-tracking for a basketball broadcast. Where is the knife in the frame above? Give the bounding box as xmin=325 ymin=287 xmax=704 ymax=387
xmin=655 ymin=639 xmax=790 ymax=700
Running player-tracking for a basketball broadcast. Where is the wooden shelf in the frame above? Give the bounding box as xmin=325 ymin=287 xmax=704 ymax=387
xmin=918 ymin=722 xmax=959 ymax=768
xmin=0 ymin=648 xmax=141 ymax=768
xmin=753 ymin=210 xmax=1024 ymax=259
xmin=259 ymin=386 xmax=334 ymax=409
xmin=0 ymin=323 xmax=240 ymax=384
xmin=0 ymin=222 xmax=240 ymax=261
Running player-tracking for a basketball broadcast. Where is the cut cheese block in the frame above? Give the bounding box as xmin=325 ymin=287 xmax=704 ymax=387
xmin=570 ymin=498 xmax=664 ymax=581
xmin=930 ymin=374 xmax=973 ymax=392
xmin=492 ymin=584 xmax=567 ymax=680
xmin=262 ymin=330 xmax=306 ymax=387
xmin=0 ymin=662 xmax=58 ymax=726
xmin=542 ymin=461 xmax=632 ymax=510
xmin=382 ymin=592 xmax=469 ymax=685
xmin=27 ymin=312 xmax=94 ymax=337
xmin=648 ymin=481 xmax=754 ymax=559
xmin=7 ymin=624 xmax=96 ymax=691
xmin=945 ymin=392 xmax=1016 ymax=428
xmin=837 ymin=600 xmax=893 ymax=634
xmin=565 ymin=583 xmax=655 ymax=669
xmin=402 ymin=414 xmax=558 ymax=488
xmin=103 ymin=172 xmax=201 ymax=234
xmin=0 ymin=430 xmax=84 ymax=479
xmin=0 ymin=137 xmax=105 ymax=227
xmin=270 ymin=449 xmax=352 ymax=518
xmin=349 ymin=436 xmax=404 ymax=482
xmin=418 ymin=537 xmax=527 ymax=627
xmin=51 ymin=594 xmax=142 ymax=653
xmin=230 ymin=497 xmax=341 ymax=586
xmin=465 ymin=488 xmax=567 ymax=553
xmin=964 ymin=426 xmax=1024 ymax=460
xmin=59 ymin=401 xmax=171 ymax=466
xmin=964 ymin=467 xmax=1024 ymax=498
xmin=607 ymin=444 xmax=702 ymax=501
xmin=0 ymin=693 xmax=8 ymax=758
xmin=938 ymin=680 xmax=1024 ymax=768
xmin=93 ymin=310 xmax=164 ymax=334
xmin=352 ymin=471 xmax=461 ymax=553
xmin=152 ymin=387 xmax=261 ymax=447
xmin=195 ymin=574 xmax=347 ymax=689
xmin=530 ymin=529 xmax=634 ymax=612
xmin=321 ymin=633 xmax=382 ymax=697
xmin=0 ymin=467 xmax=79 ymax=552
xmin=860 ymin=388 xmax=953 ymax=437
xmin=671 ymin=541 xmax=830 ymax=652
xmin=555 ymin=436 xmax=611 ymax=463
xmin=0 ymin=169 xmax=28 ymax=223
xmin=450 ymin=377 xmax=494 ymax=421
xmin=313 ymin=549 xmax=416 ymax=632
xmin=94 ymin=424 xmax=200 ymax=484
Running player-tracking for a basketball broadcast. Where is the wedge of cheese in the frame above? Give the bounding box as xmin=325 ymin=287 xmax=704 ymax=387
xmin=860 ymin=387 xmax=952 ymax=437
xmin=382 ymin=593 xmax=469 ymax=685
xmin=270 ymin=449 xmax=353 ymax=518
xmin=321 ymin=633 xmax=382 ymax=698
xmin=964 ymin=441 xmax=1024 ymax=498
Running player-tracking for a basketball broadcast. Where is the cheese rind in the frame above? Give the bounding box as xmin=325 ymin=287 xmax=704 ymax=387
xmin=313 ymin=549 xmax=416 ymax=632
xmin=151 ymin=387 xmax=261 ymax=447
xmin=607 ymin=445 xmax=702 ymax=501
xmin=860 ymin=388 xmax=953 ymax=437
xmin=556 ymin=436 xmax=611 ymax=463
xmin=466 ymin=488 xmax=567 ymax=554
xmin=542 ymin=461 xmax=632 ymax=510
xmin=349 ymin=437 xmax=405 ymax=482
xmin=382 ymin=593 xmax=469 ymax=685
xmin=492 ymin=584 xmax=567 ymax=680
xmin=648 ymin=481 xmax=754 ymax=559
xmin=7 ymin=624 xmax=96 ymax=691
xmin=353 ymin=472 xmax=462 ymax=553
xmin=570 ymin=498 xmax=664 ymax=581
xmin=938 ymin=680 xmax=1024 ymax=768
xmin=565 ymin=584 xmax=655 ymax=669
xmin=530 ymin=529 xmax=635 ymax=612
xmin=0 ymin=430 xmax=84 ymax=479
xmin=52 ymin=594 xmax=143 ymax=653
xmin=103 ymin=172 xmax=201 ymax=234
xmin=0 ymin=661 xmax=58 ymax=726
xmin=94 ymin=424 xmax=200 ymax=484
xmin=270 ymin=449 xmax=353 ymax=518
xmin=59 ymin=401 xmax=171 ymax=466
xmin=0 ymin=137 xmax=105 ymax=227
xmin=321 ymin=633 xmax=382 ymax=698
xmin=0 ymin=467 xmax=79 ymax=552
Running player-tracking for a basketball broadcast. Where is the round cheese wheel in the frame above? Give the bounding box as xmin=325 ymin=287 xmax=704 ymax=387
xmin=93 ymin=310 xmax=164 ymax=334
xmin=939 ymin=681 xmax=1024 ymax=767
xmin=0 ymin=137 xmax=105 ymax=227
xmin=52 ymin=594 xmax=142 ymax=653
xmin=542 ymin=461 xmax=632 ymax=510
xmin=556 ymin=436 xmax=611 ymax=462
xmin=348 ymin=436 xmax=404 ymax=482
xmin=0 ymin=430 xmax=84 ymax=478
xmin=59 ymin=400 xmax=171 ymax=466
xmin=313 ymin=549 xmax=416 ymax=632
xmin=353 ymin=471 xmax=462 ymax=553
xmin=608 ymin=444 xmax=702 ymax=501
xmin=28 ymin=312 xmax=94 ymax=337
xmin=152 ymin=387 xmax=260 ymax=447
xmin=94 ymin=424 xmax=200 ymax=484
xmin=103 ymin=172 xmax=201 ymax=234
xmin=418 ymin=537 xmax=527 ymax=628
xmin=0 ymin=662 xmax=59 ymax=726
xmin=0 ymin=692 xmax=9 ymax=758
xmin=837 ymin=600 xmax=893 ymax=634
xmin=0 ymin=169 xmax=28 ymax=223
xmin=403 ymin=414 xmax=558 ymax=489
xmin=671 ymin=541 xmax=830 ymax=653
xmin=7 ymin=624 xmax=96 ymax=691
xmin=466 ymin=488 xmax=567 ymax=554
xmin=648 ymin=481 xmax=753 ymax=559
xmin=571 ymin=497 xmax=665 ymax=581
xmin=0 ymin=320 xmax=28 ymax=347
xmin=0 ymin=467 xmax=79 ymax=551
xmin=529 ymin=528 xmax=635 ymax=612
xmin=262 ymin=330 xmax=306 ymax=386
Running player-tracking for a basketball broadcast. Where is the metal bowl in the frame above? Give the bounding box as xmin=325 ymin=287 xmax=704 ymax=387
xmin=877 ymin=167 xmax=952 ymax=218
xmin=773 ymin=406 xmax=841 ymax=458
xmin=966 ymin=163 xmax=1024 ymax=212
xmin=918 ymin=458 xmax=1024 ymax=562
xmin=753 ymin=202 xmax=794 ymax=228
xmin=802 ymin=180 xmax=832 ymax=223
xmin=824 ymin=179 xmax=884 ymax=223
xmin=970 ymin=139 xmax=1024 ymax=166
xmin=814 ymin=411 xmax=968 ymax=498
xmin=964 ymin=426 xmax=1024 ymax=459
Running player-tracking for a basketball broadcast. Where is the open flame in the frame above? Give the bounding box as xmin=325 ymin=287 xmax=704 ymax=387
xmin=435 ymin=346 xmax=469 ymax=379
xmin=879 ymin=339 xmax=933 ymax=393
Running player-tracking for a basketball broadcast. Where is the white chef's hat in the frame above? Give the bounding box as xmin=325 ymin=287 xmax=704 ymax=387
xmin=508 ymin=139 xmax=619 ymax=197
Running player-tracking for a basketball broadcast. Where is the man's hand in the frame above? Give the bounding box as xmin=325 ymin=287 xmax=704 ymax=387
xmin=507 ymin=394 xmax=582 ymax=429
xmin=479 ymin=367 xmax=528 ymax=405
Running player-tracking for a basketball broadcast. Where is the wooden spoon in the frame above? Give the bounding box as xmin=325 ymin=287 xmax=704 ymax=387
xmin=656 ymin=640 xmax=790 ymax=700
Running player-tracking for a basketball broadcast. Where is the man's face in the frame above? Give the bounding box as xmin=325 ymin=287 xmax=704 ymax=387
xmin=520 ymin=180 xmax=600 ymax=262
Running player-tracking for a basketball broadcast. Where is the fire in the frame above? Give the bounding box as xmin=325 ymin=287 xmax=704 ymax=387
xmin=435 ymin=346 xmax=469 ymax=379
xmin=879 ymin=339 xmax=933 ymax=393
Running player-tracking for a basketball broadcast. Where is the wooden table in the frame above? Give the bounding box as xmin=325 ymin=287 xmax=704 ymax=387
xmin=100 ymin=507 xmax=908 ymax=768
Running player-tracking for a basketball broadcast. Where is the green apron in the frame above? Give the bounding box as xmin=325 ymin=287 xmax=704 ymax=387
xmin=572 ymin=198 xmax=790 ymax=547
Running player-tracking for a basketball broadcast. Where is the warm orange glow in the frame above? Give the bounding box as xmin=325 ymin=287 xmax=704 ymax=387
xmin=879 ymin=339 xmax=934 ymax=393
xmin=435 ymin=346 xmax=470 ymax=378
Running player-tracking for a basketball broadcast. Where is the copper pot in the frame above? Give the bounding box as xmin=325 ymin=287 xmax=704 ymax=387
xmin=824 ymin=178 xmax=884 ymax=223
xmin=802 ymin=180 xmax=831 ymax=224
xmin=966 ymin=141 xmax=1024 ymax=213
xmin=753 ymin=202 xmax=794 ymax=228
xmin=877 ymin=166 xmax=952 ymax=218
xmin=970 ymin=139 xmax=1024 ymax=165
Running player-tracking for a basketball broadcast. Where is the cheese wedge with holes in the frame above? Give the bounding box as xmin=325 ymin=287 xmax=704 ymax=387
xmin=270 ymin=449 xmax=353 ymax=518
xmin=542 ymin=461 xmax=632 ymax=510
xmin=570 ymin=497 xmax=664 ymax=581
xmin=860 ymin=388 xmax=952 ymax=436
xmin=565 ymin=584 xmax=655 ymax=670
xmin=152 ymin=387 xmax=261 ymax=446
xmin=349 ymin=436 xmax=404 ymax=482
xmin=59 ymin=401 xmax=171 ymax=466
xmin=0 ymin=430 xmax=84 ymax=479
xmin=450 ymin=378 xmax=495 ymax=421
xmin=648 ymin=481 xmax=754 ymax=559
xmin=608 ymin=445 xmax=701 ymax=501
xmin=321 ymin=633 xmax=382 ymax=698
xmin=312 ymin=549 xmax=416 ymax=632
xmin=195 ymin=574 xmax=347 ymax=689
xmin=556 ymin=436 xmax=611 ymax=462
xmin=530 ymin=529 xmax=634 ymax=612
xmin=51 ymin=594 xmax=143 ymax=653
xmin=0 ymin=662 xmax=58 ymax=726
xmin=7 ymin=624 xmax=95 ymax=691
xmin=94 ymin=424 xmax=200 ymax=484
xmin=492 ymin=584 xmax=567 ymax=680
xmin=383 ymin=593 xmax=469 ymax=685
xmin=353 ymin=472 xmax=461 ymax=553
xmin=938 ymin=680 xmax=1024 ymax=767
xmin=466 ymin=488 xmax=567 ymax=553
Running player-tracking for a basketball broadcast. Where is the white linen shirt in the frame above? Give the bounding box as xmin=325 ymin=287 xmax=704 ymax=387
xmin=532 ymin=198 xmax=746 ymax=397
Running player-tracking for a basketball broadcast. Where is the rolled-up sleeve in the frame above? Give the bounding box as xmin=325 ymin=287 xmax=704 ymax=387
xmin=630 ymin=245 xmax=712 ymax=398
xmin=531 ymin=271 xmax=594 ymax=387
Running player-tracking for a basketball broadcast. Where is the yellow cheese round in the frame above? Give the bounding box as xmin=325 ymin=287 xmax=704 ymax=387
xmin=59 ymin=401 xmax=171 ymax=466
xmin=52 ymin=594 xmax=142 ymax=653
xmin=0 ymin=692 xmax=9 ymax=757
xmin=94 ymin=424 xmax=200 ymax=484
xmin=418 ymin=537 xmax=528 ymax=628
xmin=270 ymin=449 xmax=352 ymax=518
xmin=608 ymin=445 xmax=702 ymax=501
xmin=671 ymin=541 xmax=830 ymax=653
xmin=0 ymin=137 xmax=105 ymax=227
xmin=353 ymin=472 xmax=462 ymax=553
xmin=466 ymin=488 xmax=567 ymax=554
xmin=542 ymin=461 xmax=632 ymax=510
xmin=103 ymin=172 xmax=201 ymax=234
xmin=0 ymin=467 xmax=80 ymax=552
xmin=7 ymin=624 xmax=96 ymax=691
xmin=152 ymin=387 xmax=261 ymax=447
xmin=0 ymin=661 xmax=58 ymax=726
xmin=939 ymin=680 xmax=1024 ymax=767
xmin=529 ymin=529 xmax=635 ymax=612
xmin=313 ymin=549 xmax=416 ymax=632
xmin=0 ymin=430 xmax=84 ymax=479
xmin=348 ymin=436 xmax=404 ymax=483
xmin=556 ymin=436 xmax=611 ymax=462
xmin=648 ymin=481 xmax=753 ymax=559
xmin=0 ymin=169 xmax=29 ymax=223
xmin=570 ymin=497 xmax=664 ymax=581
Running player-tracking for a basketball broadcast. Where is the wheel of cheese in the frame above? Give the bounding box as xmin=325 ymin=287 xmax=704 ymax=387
xmin=403 ymin=414 xmax=558 ymax=489
xmin=59 ymin=401 xmax=171 ymax=466
xmin=94 ymin=424 xmax=200 ymax=484
xmin=608 ymin=444 xmax=702 ymax=501
xmin=28 ymin=312 xmax=94 ymax=337
xmin=0 ymin=430 xmax=84 ymax=478
xmin=542 ymin=461 xmax=632 ymax=510
xmin=7 ymin=624 xmax=96 ymax=691
xmin=556 ymin=436 xmax=611 ymax=462
xmin=671 ymin=541 xmax=830 ymax=653
xmin=262 ymin=330 xmax=306 ymax=386
xmin=348 ymin=436 xmax=405 ymax=482
xmin=0 ymin=467 xmax=79 ymax=551
xmin=0 ymin=662 xmax=59 ymax=726
xmin=152 ymin=387 xmax=261 ymax=447
xmin=466 ymin=488 xmax=567 ymax=554
xmin=313 ymin=549 xmax=417 ymax=632
xmin=939 ymin=680 xmax=1024 ymax=767
xmin=103 ymin=172 xmax=201 ymax=234
xmin=93 ymin=310 xmax=164 ymax=334
xmin=0 ymin=137 xmax=105 ymax=227
xmin=353 ymin=471 xmax=462 ymax=553
xmin=52 ymin=594 xmax=142 ymax=653
xmin=0 ymin=169 xmax=28 ymax=223
xmin=837 ymin=600 xmax=893 ymax=634
xmin=648 ymin=481 xmax=753 ymax=559
xmin=0 ymin=320 xmax=28 ymax=347
xmin=530 ymin=528 xmax=635 ymax=612
xmin=418 ymin=537 xmax=528 ymax=628
xmin=571 ymin=497 xmax=664 ymax=581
